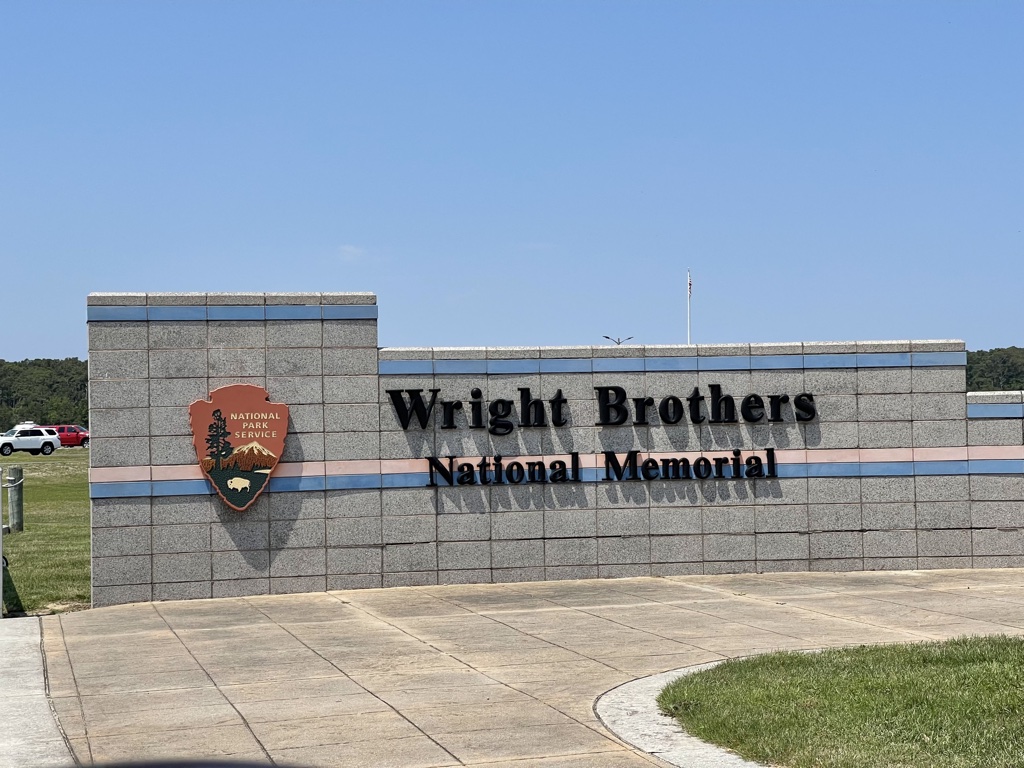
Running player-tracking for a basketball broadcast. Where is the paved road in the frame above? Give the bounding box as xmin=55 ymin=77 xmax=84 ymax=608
xmin=35 ymin=569 xmax=1024 ymax=766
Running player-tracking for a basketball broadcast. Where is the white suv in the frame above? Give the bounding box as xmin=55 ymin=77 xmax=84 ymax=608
xmin=0 ymin=425 xmax=60 ymax=456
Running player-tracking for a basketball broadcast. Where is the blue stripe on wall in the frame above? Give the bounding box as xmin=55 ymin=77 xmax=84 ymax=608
xmin=592 ymin=358 xmax=646 ymax=372
xmin=269 ymin=475 xmax=328 ymax=492
xmin=540 ymin=358 xmax=592 ymax=373
xmin=860 ymin=462 xmax=915 ymax=477
xmin=434 ymin=360 xmax=488 ymax=375
xmin=379 ymin=360 xmax=433 ymax=375
xmin=380 ymin=351 xmax=970 ymax=375
xmin=912 ymin=351 xmax=967 ymax=366
xmin=326 ymin=474 xmax=382 ymax=489
xmin=90 ymin=481 xmax=153 ymax=498
xmin=208 ymin=306 xmax=266 ymax=321
xmin=322 ymin=305 xmax=378 ymax=320
xmin=644 ymin=357 xmax=698 ymax=372
xmin=265 ymin=305 xmax=322 ymax=320
xmin=87 ymin=306 xmax=149 ymax=322
xmin=968 ymin=403 xmax=1024 ymax=419
xmin=148 ymin=306 xmax=207 ymax=321
xmin=857 ymin=352 xmax=912 ymax=368
xmin=487 ymin=360 xmax=541 ymax=374
xmin=151 ymin=479 xmax=213 ymax=496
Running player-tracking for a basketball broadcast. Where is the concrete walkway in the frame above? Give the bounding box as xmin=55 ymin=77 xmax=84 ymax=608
xmin=0 ymin=617 xmax=73 ymax=768
xmin=33 ymin=569 xmax=1024 ymax=767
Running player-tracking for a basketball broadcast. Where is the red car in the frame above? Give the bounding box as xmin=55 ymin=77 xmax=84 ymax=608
xmin=43 ymin=425 xmax=90 ymax=448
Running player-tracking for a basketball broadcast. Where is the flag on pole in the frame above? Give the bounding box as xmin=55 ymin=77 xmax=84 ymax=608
xmin=688 ymin=271 xmax=692 ymax=297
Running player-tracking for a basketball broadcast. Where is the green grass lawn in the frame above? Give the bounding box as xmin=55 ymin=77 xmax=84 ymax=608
xmin=2 ymin=448 xmax=90 ymax=615
xmin=658 ymin=635 xmax=1024 ymax=768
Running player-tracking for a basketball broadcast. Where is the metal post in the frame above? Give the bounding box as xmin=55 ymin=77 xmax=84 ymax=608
xmin=6 ymin=466 xmax=23 ymax=532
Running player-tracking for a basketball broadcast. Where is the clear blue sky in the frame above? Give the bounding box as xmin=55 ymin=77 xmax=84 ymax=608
xmin=3 ymin=1 xmax=1021 ymax=361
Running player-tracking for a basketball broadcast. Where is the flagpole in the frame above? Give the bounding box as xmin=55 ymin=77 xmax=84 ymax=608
xmin=686 ymin=269 xmax=692 ymax=345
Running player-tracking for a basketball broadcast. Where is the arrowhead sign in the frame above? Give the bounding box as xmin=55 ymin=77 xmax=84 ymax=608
xmin=188 ymin=384 xmax=289 ymax=512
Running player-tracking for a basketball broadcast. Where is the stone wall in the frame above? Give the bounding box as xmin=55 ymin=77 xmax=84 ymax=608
xmin=86 ymin=292 xmax=1024 ymax=606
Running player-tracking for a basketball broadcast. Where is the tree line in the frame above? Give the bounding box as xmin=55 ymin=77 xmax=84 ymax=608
xmin=0 ymin=349 xmax=1022 ymax=431
xmin=966 ymin=347 xmax=1024 ymax=392
xmin=0 ymin=359 xmax=89 ymax=429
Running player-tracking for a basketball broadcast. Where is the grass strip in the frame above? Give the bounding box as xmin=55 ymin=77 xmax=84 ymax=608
xmin=2 ymin=449 xmax=90 ymax=615
xmin=658 ymin=635 xmax=1024 ymax=768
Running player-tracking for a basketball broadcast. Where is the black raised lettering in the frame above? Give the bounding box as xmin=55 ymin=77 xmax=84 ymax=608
xmin=469 ymin=388 xmax=485 ymax=428
xmin=659 ymin=395 xmax=685 ymax=424
xmin=440 ymin=400 xmax=463 ymax=429
xmin=387 ymin=389 xmax=439 ymax=430
xmin=596 ymin=387 xmax=629 ymax=425
xmin=506 ymin=461 xmax=525 ymax=483
xmin=768 ymin=394 xmax=790 ymax=422
xmin=489 ymin=400 xmax=514 ymax=435
xmin=741 ymin=393 xmax=765 ymax=422
xmin=633 ymin=396 xmax=655 ymax=425
xmin=660 ymin=457 xmax=692 ymax=480
xmin=687 ymin=387 xmax=706 ymax=424
xmin=693 ymin=456 xmax=713 ymax=479
xmin=519 ymin=388 xmax=547 ymax=427
xmin=427 ymin=455 xmax=455 ymax=486
xmin=709 ymin=384 xmax=737 ymax=423
xmin=745 ymin=455 xmax=765 ymax=478
xmin=549 ymin=389 xmax=569 ymax=427
xmin=526 ymin=460 xmax=547 ymax=483
xmin=794 ymin=393 xmax=817 ymax=421
xmin=456 ymin=462 xmax=476 ymax=485
xmin=604 ymin=450 xmax=640 ymax=481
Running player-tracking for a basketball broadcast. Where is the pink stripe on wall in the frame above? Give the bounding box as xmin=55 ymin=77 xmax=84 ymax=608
xmin=806 ymin=449 xmax=861 ymax=463
xmin=151 ymin=465 xmax=205 ymax=481
xmin=275 ymin=462 xmax=326 ymax=478
xmin=324 ymin=460 xmax=381 ymax=475
xmin=774 ymin=450 xmax=807 ymax=463
xmin=379 ymin=459 xmax=431 ymax=474
xmin=859 ymin=448 xmax=915 ymax=462
xmin=90 ymin=467 xmax=151 ymax=483
xmin=913 ymin=447 xmax=969 ymax=462
xmin=969 ymin=446 xmax=1024 ymax=460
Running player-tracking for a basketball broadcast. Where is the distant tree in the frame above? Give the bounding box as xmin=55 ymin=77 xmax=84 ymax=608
xmin=967 ymin=348 xmax=1024 ymax=391
xmin=205 ymin=409 xmax=233 ymax=470
xmin=0 ymin=358 xmax=88 ymax=428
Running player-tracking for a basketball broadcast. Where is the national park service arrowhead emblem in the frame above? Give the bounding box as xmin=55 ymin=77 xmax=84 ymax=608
xmin=188 ymin=384 xmax=289 ymax=512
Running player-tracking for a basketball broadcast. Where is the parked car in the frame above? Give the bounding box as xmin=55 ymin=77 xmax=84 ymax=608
xmin=43 ymin=424 xmax=90 ymax=448
xmin=1 ymin=425 xmax=60 ymax=456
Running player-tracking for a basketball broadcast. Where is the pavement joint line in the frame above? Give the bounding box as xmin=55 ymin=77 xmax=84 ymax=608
xmin=578 ymin=580 xmax=837 ymax=654
xmin=337 ymin=582 xmax=666 ymax=759
xmin=740 ymin=588 xmax=1022 ymax=639
xmin=55 ymin=613 xmax=93 ymax=765
xmin=270 ymin=591 xmax=466 ymax=766
xmin=38 ymin=617 xmax=82 ymax=767
xmin=150 ymin=601 xmax=278 ymax=766
xmin=0 ymin=617 xmax=75 ymax=768
xmin=422 ymin=588 xmax=640 ymax=749
xmin=663 ymin=579 xmax=948 ymax=642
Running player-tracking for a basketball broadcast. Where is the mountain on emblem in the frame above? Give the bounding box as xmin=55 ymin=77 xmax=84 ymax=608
xmin=188 ymin=384 xmax=289 ymax=512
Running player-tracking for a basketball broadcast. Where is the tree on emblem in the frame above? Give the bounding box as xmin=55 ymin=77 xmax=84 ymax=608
xmin=206 ymin=409 xmax=233 ymax=470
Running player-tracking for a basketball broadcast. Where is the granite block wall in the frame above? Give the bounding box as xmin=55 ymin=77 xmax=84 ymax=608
xmin=87 ymin=292 xmax=1024 ymax=605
